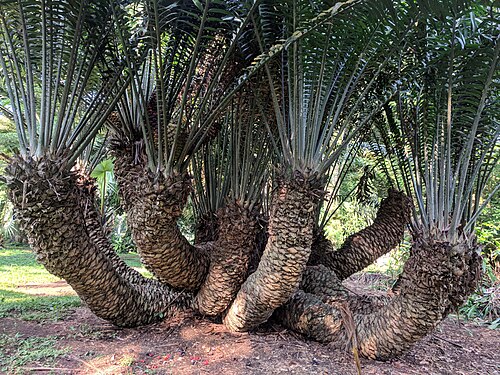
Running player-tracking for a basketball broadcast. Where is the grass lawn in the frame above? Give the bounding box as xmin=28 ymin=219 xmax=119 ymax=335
xmin=0 ymin=334 xmax=70 ymax=373
xmin=0 ymin=246 xmax=153 ymax=373
xmin=0 ymin=246 xmax=149 ymax=321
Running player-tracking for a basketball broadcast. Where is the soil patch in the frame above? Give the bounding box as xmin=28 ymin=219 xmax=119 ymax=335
xmin=1 ymin=307 xmax=499 ymax=374
xmin=1 ymin=276 xmax=499 ymax=374
xmin=15 ymin=281 xmax=76 ymax=297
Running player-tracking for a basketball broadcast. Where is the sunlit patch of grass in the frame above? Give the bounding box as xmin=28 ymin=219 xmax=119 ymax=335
xmin=0 ymin=247 xmax=80 ymax=321
xmin=0 ymin=334 xmax=70 ymax=374
xmin=0 ymin=247 xmax=153 ymax=322
xmin=120 ymin=252 xmax=153 ymax=278
xmin=119 ymin=354 xmax=136 ymax=367
xmin=0 ymin=289 xmax=80 ymax=320
xmin=0 ymin=114 xmax=14 ymax=132
xmin=0 ymin=249 xmax=64 ymax=286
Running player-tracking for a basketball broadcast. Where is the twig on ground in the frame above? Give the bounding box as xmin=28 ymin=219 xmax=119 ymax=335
xmin=432 ymin=334 xmax=463 ymax=348
xmin=21 ymin=367 xmax=73 ymax=372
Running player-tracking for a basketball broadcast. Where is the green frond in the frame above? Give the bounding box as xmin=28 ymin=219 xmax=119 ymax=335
xmin=0 ymin=0 xmax=131 ymax=165
xmin=371 ymin=5 xmax=499 ymax=242
xmin=259 ymin=1 xmax=416 ymax=176
xmin=191 ymin=80 xmax=272 ymax=222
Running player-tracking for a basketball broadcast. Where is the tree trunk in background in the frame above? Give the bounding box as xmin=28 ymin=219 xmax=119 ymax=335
xmin=193 ymin=202 xmax=258 ymax=316
xmin=301 ymin=265 xmax=346 ymax=299
xmin=277 ymin=234 xmax=482 ymax=360
xmin=310 ymin=189 xmax=412 ymax=280
xmin=5 ymin=155 xmax=191 ymax=327
xmin=224 ymin=172 xmax=324 ymax=331
xmin=112 ymin=144 xmax=210 ymax=291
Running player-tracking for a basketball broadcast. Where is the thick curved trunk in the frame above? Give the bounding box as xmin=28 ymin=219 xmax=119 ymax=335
xmin=112 ymin=145 xmax=210 ymax=290
xmin=193 ymin=202 xmax=258 ymax=316
xmin=277 ymin=235 xmax=481 ymax=360
xmin=300 ymin=265 xmax=390 ymax=314
xmin=76 ymin=173 xmax=147 ymax=286
xmin=300 ymin=265 xmax=347 ymax=301
xmin=5 ymin=155 xmax=191 ymax=327
xmin=353 ymin=237 xmax=481 ymax=359
xmin=310 ymin=190 xmax=412 ymax=280
xmin=307 ymin=230 xmax=335 ymax=267
xmin=275 ymin=290 xmax=345 ymax=343
xmin=224 ymin=172 xmax=324 ymax=331
xmin=77 ymin=172 xmax=189 ymax=296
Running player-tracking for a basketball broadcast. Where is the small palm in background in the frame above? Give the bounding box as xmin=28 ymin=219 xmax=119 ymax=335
xmin=91 ymin=158 xmax=136 ymax=254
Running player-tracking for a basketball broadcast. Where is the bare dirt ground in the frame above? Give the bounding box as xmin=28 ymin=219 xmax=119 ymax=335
xmin=15 ymin=281 xmax=75 ymax=297
xmin=1 ymin=281 xmax=499 ymax=374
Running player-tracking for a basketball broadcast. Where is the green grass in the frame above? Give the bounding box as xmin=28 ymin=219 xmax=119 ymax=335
xmin=0 ymin=289 xmax=80 ymax=321
xmin=0 ymin=247 xmax=150 ymax=321
xmin=118 ymin=354 xmax=135 ymax=367
xmin=0 ymin=249 xmax=66 ymax=285
xmin=0 ymin=248 xmax=81 ymax=321
xmin=120 ymin=252 xmax=153 ymax=278
xmin=0 ymin=334 xmax=70 ymax=374
xmin=0 ymin=131 xmax=18 ymax=154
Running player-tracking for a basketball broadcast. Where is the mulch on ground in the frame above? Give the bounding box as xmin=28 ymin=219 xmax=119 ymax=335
xmin=1 ymin=306 xmax=499 ymax=374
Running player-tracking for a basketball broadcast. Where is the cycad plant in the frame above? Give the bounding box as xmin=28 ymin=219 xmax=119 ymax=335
xmin=107 ymin=0 xmax=360 ymax=292
xmin=307 ymin=140 xmax=413 ymax=283
xmin=376 ymin=7 xmax=498 ymax=283
xmin=0 ymin=0 xmax=191 ymax=326
xmin=107 ymin=1 xmax=252 ymax=290
xmin=241 ymin=1 xmax=497 ymax=361
xmin=1 ymin=0 xmax=496 ymax=362
xmin=224 ymin=0 xmax=413 ymax=332
xmin=359 ymin=7 xmax=499 ymax=358
xmin=192 ymin=84 xmax=272 ymax=316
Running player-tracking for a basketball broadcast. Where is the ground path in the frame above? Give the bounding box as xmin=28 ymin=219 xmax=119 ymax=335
xmin=1 ymin=288 xmax=499 ymax=374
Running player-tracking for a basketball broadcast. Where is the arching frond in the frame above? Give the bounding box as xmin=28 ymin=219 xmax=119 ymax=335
xmin=259 ymin=0 xmax=417 ymax=176
xmin=373 ymin=6 xmax=499 ymax=242
xmin=0 ymin=0 xmax=131 ymax=165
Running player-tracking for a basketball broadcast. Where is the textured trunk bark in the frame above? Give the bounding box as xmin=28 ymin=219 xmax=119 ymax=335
xmin=275 ymin=290 xmax=344 ymax=343
xmin=300 ymin=264 xmax=390 ymax=314
xmin=76 ymin=171 xmax=191 ymax=298
xmin=76 ymin=173 xmax=147 ymax=286
xmin=307 ymin=229 xmax=335 ymax=267
xmin=277 ymin=235 xmax=481 ymax=360
xmin=194 ymin=212 xmax=219 ymax=244
xmin=5 ymin=155 xmax=191 ymax=327
xmin=224 ymin=172 xmax=324 ymax=331
xmin=193 ymin=202 xmax=258 ymax=316
xmin=247 ymin=215 xmax=269 ymax=275
xmin=112 ymin=144 xmax=210 ymax=291
xmin=311 ymin=190 xmax=412 ymax=280
xmin=353 ymin=236 xmax=481 ymax=359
